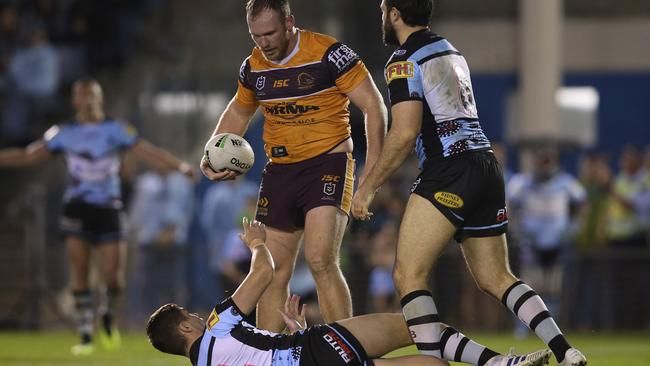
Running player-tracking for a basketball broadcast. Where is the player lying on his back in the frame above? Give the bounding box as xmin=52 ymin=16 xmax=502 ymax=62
xmin=146 ymin=218 xmax=551 ymax=366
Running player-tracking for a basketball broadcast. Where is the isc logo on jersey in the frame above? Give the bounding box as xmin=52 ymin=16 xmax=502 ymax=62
xmin=385 ymin=61 xmax=414 ymax=84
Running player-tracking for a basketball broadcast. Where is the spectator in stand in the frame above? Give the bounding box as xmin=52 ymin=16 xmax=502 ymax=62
xmin=0 ymin=4 xmax=19 ymax=94
xmin=507 ymin=147 xmax=586 ymax=336
xmin=608 ymin=145 xmax=648 ymax=248
xmin=576 ymin=152 xmax=612 ymax=250
xmin=3 ymin=19 xmax=59 ymax=145
xmin=201 ymin=178 xmax=258 ymax=288
xmin=128 ymin=169 xmax=194 ymax=323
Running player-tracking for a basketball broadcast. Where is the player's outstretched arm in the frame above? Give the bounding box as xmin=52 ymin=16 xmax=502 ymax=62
xmin=346 ymin=77 xmax=388 ymax=187
xmin=201 ymin=97 xmax=258 ymax=181
xmin=0 ymin=140 xmax=52 ymax=167
xmin=130 ymin=139 xmax=196 ymax=180
xmin=231 ymin=218 xmax=275 ymax=316
xmin=351 ymin=100 xmax=422 ymax=220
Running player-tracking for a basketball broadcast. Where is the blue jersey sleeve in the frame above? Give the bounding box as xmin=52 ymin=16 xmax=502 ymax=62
xmin=112 ymin=121 xmax=139 ymax=148
xmin=43 ymin=125 xmax=64 ymax=152
xmin=205 ymin=297 xmax=245 ymax=337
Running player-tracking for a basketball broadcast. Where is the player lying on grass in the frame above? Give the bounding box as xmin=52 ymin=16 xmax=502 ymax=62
xmin=146 ymin=218 xmax=551 ymax=366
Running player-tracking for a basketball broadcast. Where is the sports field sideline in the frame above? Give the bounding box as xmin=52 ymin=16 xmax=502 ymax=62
xmin=0 ymin=331 xmax=647 ymax=366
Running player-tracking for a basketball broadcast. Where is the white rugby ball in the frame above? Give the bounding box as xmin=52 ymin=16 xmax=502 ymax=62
xmin=204 ymin=133 xmax=255 ymax=174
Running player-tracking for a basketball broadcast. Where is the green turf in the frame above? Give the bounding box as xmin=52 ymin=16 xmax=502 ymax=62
xmin=0 ymin=331 xmax=648 ymax=365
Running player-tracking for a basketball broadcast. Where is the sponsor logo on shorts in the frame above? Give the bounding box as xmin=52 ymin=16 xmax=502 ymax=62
xmin=323 ymin=331 xmax=355 ymax=363
xmin=206 ymin=309 xmax=219 ymax=330
xmin=324 ymin=182 xmax=336 ymax=196
xmin=257 ymin=197 xmax=269 ymax=216
xmin=321 ymin=174 xmax=341 ymax=183
xmin=434 ymin=191 xmax=464 ymax=208
xmin=410 ymin=177 xmax=421 ymax=193
xmin=385 ymin=61 xmax=414 ymax=83
xmin=496 ymin=208 xmax=508 ymax=222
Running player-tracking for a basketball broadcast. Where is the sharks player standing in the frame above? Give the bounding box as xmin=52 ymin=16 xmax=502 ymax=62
xmin=0 ymin=78 xmax=195 ymax=355
xmin=352 ymin=1 xmax=587 ymax=365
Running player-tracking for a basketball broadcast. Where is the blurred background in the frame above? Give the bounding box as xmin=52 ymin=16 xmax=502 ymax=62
xmin=0 ymin=0 xmax=649 ymax=346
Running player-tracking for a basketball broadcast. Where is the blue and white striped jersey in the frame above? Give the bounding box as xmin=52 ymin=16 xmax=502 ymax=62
xmin=507 ymin=171 xmax=586 ymax=249
xmin=384 ymin=29 xmax=490 ymax=168
xmin=189 ymin=298 xmax=305 ymax=366
xmin=43 ymin=119 xmax=138 ymax=208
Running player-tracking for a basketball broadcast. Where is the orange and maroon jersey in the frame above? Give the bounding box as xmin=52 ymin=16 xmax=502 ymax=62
xmin=234 ymin=29 xmax=369 ymax=164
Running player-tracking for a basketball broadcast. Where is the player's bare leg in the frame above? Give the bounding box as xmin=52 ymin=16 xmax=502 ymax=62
xmin=462 ymin=235 xmax=585 ymax=365
xmin=67 ymin=236 xmax=91 ymax=291
xmin=304 ymin=205 xmax=352 ymax=323
xmin=95 ymin=241 xmax=124 ymax=350
xmin=66 ymin=236 xmax=94 ymax=355
xmin=337 ymin=313 xmax=549 ymax=366
xmin=460 ymin=235 xmax=517 ymax=300
xmin=336 ymin=313 xmax=412 ymax=358
xmin=256 ymin=227 xmax=302 ymax=332
xmin=393 ymin=194 xmax=455 ymax=358
xmin=337 ymin=314 xmax=448 ymax=365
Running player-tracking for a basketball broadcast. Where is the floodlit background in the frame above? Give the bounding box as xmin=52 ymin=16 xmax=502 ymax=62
xmin=0 ymin=0 xmax=649 ymax=364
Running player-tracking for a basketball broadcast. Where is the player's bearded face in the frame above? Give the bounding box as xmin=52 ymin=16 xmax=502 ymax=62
xmin=248 ymin=9 xmax=293 ymax=62
xmin=382 ymin=10 xmax=399 ymax=46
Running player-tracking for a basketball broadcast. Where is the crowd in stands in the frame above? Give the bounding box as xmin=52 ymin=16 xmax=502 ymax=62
xmin=0 ymin=0 xmax=165 ymax=146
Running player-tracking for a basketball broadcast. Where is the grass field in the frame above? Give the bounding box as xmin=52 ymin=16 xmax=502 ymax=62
xmin=0 ymin=331 xmax=648 ymax=366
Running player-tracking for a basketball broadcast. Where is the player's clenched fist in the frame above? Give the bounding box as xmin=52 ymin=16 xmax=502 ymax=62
xmin=351 ymin=185 xmax=375 ymax=221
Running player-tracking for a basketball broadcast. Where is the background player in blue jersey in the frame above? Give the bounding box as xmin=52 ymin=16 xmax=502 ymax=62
xmin=0 ymin=78 xmax=195 ymax=355
xmin=351 ymin=1 xmax=587 ymax=366
xmin=147 ymin=218 xmax=550 ymax=366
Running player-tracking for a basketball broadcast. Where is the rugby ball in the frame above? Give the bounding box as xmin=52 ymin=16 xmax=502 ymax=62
xmin=204 ymin=133 xmax=255 ymax=174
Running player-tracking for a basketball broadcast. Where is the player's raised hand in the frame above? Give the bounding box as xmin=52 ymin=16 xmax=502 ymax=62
xmin=351 ymin=185 xmax=375 ymax=221
xmin=278 ymin=294 xmax=307 ymax=333
xmin=238 ymin=217 xmax=266 ymax=249
xmin=200 ymin=155 xmax=238 ymax=181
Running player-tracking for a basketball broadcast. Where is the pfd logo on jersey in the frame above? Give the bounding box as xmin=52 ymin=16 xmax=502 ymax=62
xmin=434 ymin=191 xmax=464 ymax=208
xmin=385 ymin=61 xmax=414 ymax=83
